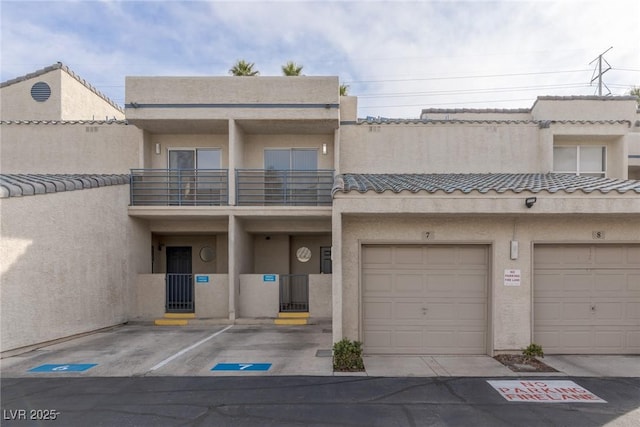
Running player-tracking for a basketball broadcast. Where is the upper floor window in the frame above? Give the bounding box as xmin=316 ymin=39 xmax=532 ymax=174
xmin=264 ymin=148 xmax=317 ymax=170
xmin=553 ymin=146 xmax=606 ymax=177
xmin=169 ymin=148 xmax=221 ymax=170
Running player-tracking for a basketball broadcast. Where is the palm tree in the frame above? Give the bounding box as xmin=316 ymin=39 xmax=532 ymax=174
xmin=281 ymin=61 xmax=303 ymax=76
xmin=229 ymin=60 xmax=259 ymax=76
xmin=339 ymin=84 xmax=349 ymax=96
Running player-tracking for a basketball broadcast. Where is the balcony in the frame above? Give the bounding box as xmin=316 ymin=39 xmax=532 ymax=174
xmin=236 ymin=169 xmax=334 ymax=206
xmin=130 ymin=169 xmax=228 ymax=206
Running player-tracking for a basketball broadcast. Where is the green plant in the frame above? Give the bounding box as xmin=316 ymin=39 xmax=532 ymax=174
xmin=332 ymin=338 xmax=364 ymax=371
xmin=522 ymin=343 xmax=544 ymax=362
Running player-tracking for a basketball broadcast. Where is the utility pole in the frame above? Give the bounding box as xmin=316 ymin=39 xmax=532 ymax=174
xmin=589 ymin=47 xmax=613 ymax=96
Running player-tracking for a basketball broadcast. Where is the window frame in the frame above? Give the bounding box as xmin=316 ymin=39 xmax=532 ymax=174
xmin=553 ymin=145 xmax=607 ymax=177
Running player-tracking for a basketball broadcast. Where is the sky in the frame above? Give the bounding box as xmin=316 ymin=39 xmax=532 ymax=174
xmin=1 ymin=0 xmax=639 ymax=119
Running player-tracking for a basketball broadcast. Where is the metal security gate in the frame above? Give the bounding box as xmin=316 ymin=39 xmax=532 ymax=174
xmin=279 ymin=274 xmax=309 ymax=312
xmin=166 ymin=247 xmax=194 ymax=313
xmin=165 ymin=274 xmax=194 ymax=312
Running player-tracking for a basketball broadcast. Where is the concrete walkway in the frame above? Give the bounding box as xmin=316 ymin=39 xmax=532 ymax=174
xmin=1 ymin=323 xmax=638 ymax=378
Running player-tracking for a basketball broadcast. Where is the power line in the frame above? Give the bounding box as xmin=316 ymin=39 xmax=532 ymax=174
xmin=357 ymin=83 xmax=591 ymax=99
xmin=345 ymin=69 xmax=591 ymax=85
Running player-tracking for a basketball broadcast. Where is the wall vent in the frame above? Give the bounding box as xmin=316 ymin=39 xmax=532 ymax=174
xmin=30 ymin=81 xmax=51 ymax=102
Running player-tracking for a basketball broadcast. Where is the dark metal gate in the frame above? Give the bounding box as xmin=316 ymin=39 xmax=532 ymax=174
xmin=166 ymin=247 xmax=194 ymax=313
xmin=279 ymin=274 xmax=309 ymax=312
xmin=165 ymin=274 xmax=194 ymax=312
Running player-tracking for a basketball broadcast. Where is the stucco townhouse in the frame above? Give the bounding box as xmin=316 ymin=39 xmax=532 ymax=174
xmin=1 ymin=63 xmax=639 ymax=356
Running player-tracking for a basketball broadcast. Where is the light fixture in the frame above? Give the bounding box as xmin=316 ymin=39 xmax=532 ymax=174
xmin=322 ymin=143 xmax=328 ymax=155
xmin=525 ymin=197 xmax=537 ymax=208
xmin=155 ymin=143 xmax=161 ymax=155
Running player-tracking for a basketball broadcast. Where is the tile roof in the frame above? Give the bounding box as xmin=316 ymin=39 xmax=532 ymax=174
xmin=0 ymin=62 xmax=123 ymax=113
xmin=0 ymin=120 xmax=128 ymax=126
xmin=0 ymin=174 xmax=130 ymax=198
xmin=333 ymin=173 xmax=640 ymax=196
xmin=352 ymin=117 xmax=631 ymax=127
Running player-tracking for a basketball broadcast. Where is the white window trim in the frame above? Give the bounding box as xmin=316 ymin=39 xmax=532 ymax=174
xmin=553 ymin=145 xmax=606 ymax=177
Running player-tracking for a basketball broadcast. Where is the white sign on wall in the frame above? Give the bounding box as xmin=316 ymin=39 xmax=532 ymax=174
xmin=487 ymin=380 xmax=606 ymax=403
xmin=503 ymin=269 xmax=521 ymax=286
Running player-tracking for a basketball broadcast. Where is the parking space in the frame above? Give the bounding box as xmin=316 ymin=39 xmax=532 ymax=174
xmin=0 ymin=322 xmax=334 ymax=378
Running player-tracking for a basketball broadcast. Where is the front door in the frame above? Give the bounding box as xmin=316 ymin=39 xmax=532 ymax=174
xmin=166 ymin=246 xmax=194 ymax=312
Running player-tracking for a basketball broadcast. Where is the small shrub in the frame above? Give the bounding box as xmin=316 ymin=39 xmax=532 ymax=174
xmin=522 ymin=343 xmax=544 ymax=362
xmin=333 ymin=338 xmax=364 ymax=372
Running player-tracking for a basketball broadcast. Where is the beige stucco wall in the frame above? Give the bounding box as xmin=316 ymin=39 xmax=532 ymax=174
xmin=1 ymin=70 xmax=64 ymax=121
xmin=148 ymin=134 xmax=230 ymax=169
xmin=0 ymin=123 xmax=141 ymax=174
xmin=1 ymin=68 xmax=123 ymax=121
xmin=340 ymin=122 xmax=544 ymax=173
xmin=254 ymin=234 xmax=290 ymax=274
xmin=152 ymin=235 xmax=223 ymax=274
xmin=309 ymin=274 xmax=332 ymax=318
xmin=290 ymin=235 xmax=332 ymax=274
xmin=238 ymin=274 xmax=279 ymax=318
xmin=336 ymin=212 xmax=640 ymax=354
xmin=531 ymin=97 xmax=638 ymax=122
xmin=59 ymin=71 xmax=124 ymax=120
xmin=0 ymin=185 xmax=149 ymax=352
xmin=126 ymin=76 xmax=339 ymax=122
xmin=135 ymin=274 xmax=165 ymax=319
xmin=194 ymin=274 xmax=229 ymax=318
xmin=133 ymin=273 xmax=229 ymax=319
xmin=242 ymin=134 xmax=334 ymax=169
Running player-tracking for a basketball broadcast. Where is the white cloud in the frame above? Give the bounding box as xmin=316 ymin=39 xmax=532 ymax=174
xmin=1 ymin=0 xmax=638 ymax=118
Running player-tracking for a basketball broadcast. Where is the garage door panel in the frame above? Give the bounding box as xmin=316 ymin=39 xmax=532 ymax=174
xmin=395 ymin=246 xmax=424 ymax=264
xmin=364 ymin=301 xmax=392 ymax=321
xmin=363 ymin=245 xmax=488 ymax=355
xmin=458 ymin=247 xmax=488 ymax=265
xmin=593 ymin=273 xmax=626 ymax=292
xmin=458 ymin=303 xmax=488 ymax=321
xmin=594 ymin=331 xmax=625 ymax=348
xmin=364 ymin=330 xmax=392 ymax=349
xmin=594 ymin=246 xmax=626 ymax=264
xmin=425 ymin=246 xmax=458 ymax=265
xmin=363 ymin=246 xmax=393 ymax=265
xmin=627 ymin=302 xmax=640 ymax=319
xmin=534 ymin=244 xmax=640 ymax=354
xmin=396 ymin=274 xmax=424 ymax=292
xmin=594 ymin=302 xmax=626 ymax=321
xmin=396 ymin=301 xmax=427 ymax=320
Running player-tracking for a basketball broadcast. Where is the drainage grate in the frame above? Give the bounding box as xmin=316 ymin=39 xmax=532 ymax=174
xmin=316 ymin=349 xmax=332 ymax=357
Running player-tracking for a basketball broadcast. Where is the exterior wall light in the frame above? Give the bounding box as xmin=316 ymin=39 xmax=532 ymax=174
xmin=155 ymin=143 xmax=161 ymax=155
xmin=322 ymin=143 xmax=328 ymax=155
xmin=525 ymin=197 xmax=537 ymax=208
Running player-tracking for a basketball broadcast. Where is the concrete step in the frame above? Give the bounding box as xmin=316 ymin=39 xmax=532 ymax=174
xmin=163 ymin=313 xmax=196 ymax=319
xmin=275 ymin=312 xmax=310 ymax=325
xmin=154 ymin=318 xmax=189 ymax=326
xmin=277 ymin=312 xmax=310 ymax=319
xmin=154 ymin=312 xmax=195 ymax=326
xmin=274 ymin=318 xmax=308 ymax=326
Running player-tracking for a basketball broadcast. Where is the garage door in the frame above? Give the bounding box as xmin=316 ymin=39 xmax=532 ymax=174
xmin=534 ymin=245 xmax=640 ymax=354
xmin=362 ymin=245 xmax=488 ymax=355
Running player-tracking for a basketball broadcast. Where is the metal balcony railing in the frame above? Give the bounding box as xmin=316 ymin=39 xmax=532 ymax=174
xmin=236 ymin=169 xmax=334 ymax=206
xmin=130 ymin=169 xmax=228 ymax=206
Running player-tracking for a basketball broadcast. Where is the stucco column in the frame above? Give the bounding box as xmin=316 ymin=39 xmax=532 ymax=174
xmin=331 ymin=209 xmax=343 ymax=343
xmin=228 ymin=215 xmax=238 ymax=321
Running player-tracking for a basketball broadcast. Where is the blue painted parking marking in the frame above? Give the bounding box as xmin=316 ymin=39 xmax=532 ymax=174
xmin=29 ymin=364 xmax=97 ymax=373
xmin=211 ymin=363 xmax=271 ymax=371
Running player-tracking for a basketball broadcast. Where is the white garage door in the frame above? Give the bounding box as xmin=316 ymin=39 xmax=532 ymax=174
xmin=534 ymin=245 xmax=640 ymax=354
xmin=362 ymin=245 xmax=488 ymax=355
